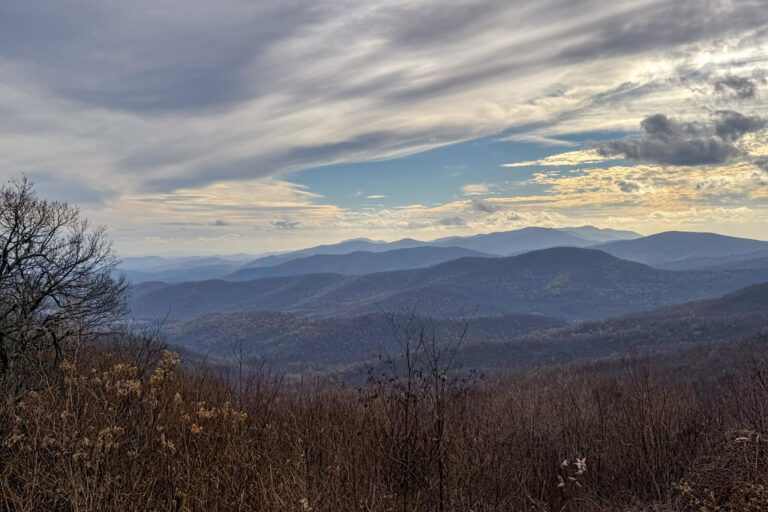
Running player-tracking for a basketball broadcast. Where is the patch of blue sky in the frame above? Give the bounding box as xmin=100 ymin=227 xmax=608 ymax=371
xmin=292 ymin=128 xmax=634 ymax=209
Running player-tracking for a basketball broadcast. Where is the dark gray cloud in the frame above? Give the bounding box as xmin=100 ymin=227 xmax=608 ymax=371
xmin=756 ymin=157 xmax=768 ymax=174
xmin=212 ymin=219 xmax=230 ymax=227
xmin=615 ymin=179 xmax=641 ymax=193
xmin=595 ymin=115 xmax=736 ymax=166
xmin=714 ymin=75 xmax=759 ymax=99
xmin=437 ymin=216 xmax=467 ymax=226
xmin=470 ymin=199 xmax=503 ymax=213
xmin=595 ymin=111 xmax=766 ymax=166
xmin=271 ymin=219 xmax=301 ymax=230
xmin=714 ymin=110 xmax=767 ymax=141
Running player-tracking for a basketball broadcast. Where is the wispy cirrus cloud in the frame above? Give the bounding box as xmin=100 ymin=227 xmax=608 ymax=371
xmin=1 ymin=1 xmax=767 ymax=251
xmin=502 ymin=150 xmax=610 ymax=167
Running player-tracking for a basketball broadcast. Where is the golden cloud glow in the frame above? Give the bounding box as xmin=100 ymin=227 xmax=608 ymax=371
xmin=502 ymin=150 xmax=611 ymax=167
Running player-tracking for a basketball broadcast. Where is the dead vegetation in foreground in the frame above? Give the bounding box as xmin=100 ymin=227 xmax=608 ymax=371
xmin=1 ymin=332 xmax=768 ymax=512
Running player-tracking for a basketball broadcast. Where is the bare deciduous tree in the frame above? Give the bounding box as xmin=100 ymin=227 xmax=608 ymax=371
xmin=0 ymin=177 xmax=127 ymax=374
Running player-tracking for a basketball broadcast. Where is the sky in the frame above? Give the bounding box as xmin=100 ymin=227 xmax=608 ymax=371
xmin=0 ymin=0 xmax=767 ymax=255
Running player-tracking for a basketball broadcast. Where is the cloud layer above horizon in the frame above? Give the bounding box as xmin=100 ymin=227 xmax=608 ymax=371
xmin=1 ymin=0 xmax=767 ymax=254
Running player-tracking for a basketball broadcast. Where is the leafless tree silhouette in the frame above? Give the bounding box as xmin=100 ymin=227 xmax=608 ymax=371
xmin=0 ymin=177 xmax=127 ymax=374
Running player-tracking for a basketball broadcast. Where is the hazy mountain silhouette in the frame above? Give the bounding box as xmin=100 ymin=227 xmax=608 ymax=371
xmin=116 ymin=255 xmax=252 ymax=283
xmin=130 ymin=247 xmax=768 ymax=322
xmin=558 ymin=226 xmax=640 ymax=242
xmin=653 ymin=249 xmax=768 ymax=270
xmin=597 ymin=231 xmax=768 ymax=267
xmin=118 ymin=226 xmax=644 ymax=283
xmin=429 ymin=227 xmax=592 ymax=254
xmin=239 ymin=226 xmax=642 ymax=269
xmin=240 ymin=238 xmax=426 ymax=268
xmin=225 ymin=246 xmax=493 ymax=281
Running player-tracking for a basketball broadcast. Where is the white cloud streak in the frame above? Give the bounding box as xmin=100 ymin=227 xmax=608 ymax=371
xmin=0 ymin=1 xmax=767 ymax=251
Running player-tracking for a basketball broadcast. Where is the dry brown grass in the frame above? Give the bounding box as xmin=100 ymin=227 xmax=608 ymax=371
xmin=2 ymin=336 xmax=768 ymax=511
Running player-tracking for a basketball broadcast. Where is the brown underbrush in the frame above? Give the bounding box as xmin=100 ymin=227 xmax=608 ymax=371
xmin=2 ymin=335 xmax=768 ymax=511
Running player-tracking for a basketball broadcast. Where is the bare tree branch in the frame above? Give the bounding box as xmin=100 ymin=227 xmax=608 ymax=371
xmin=0 ymin=177 xmax=127 ymax=374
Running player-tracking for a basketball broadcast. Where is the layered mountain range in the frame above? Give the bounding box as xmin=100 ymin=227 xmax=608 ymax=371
xmin=123 ymin=227 xmax=768 ymax=372
xmin=119 ymin=226 xmax=641 ymax=283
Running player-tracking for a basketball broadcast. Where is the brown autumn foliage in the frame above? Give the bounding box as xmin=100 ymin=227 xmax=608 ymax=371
xmin=2 ymin=330 xmax=768 ymax=512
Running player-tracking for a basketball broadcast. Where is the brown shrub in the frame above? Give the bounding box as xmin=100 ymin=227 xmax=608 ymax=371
xmin=1 ymin=337 xmax=768 ymax=511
